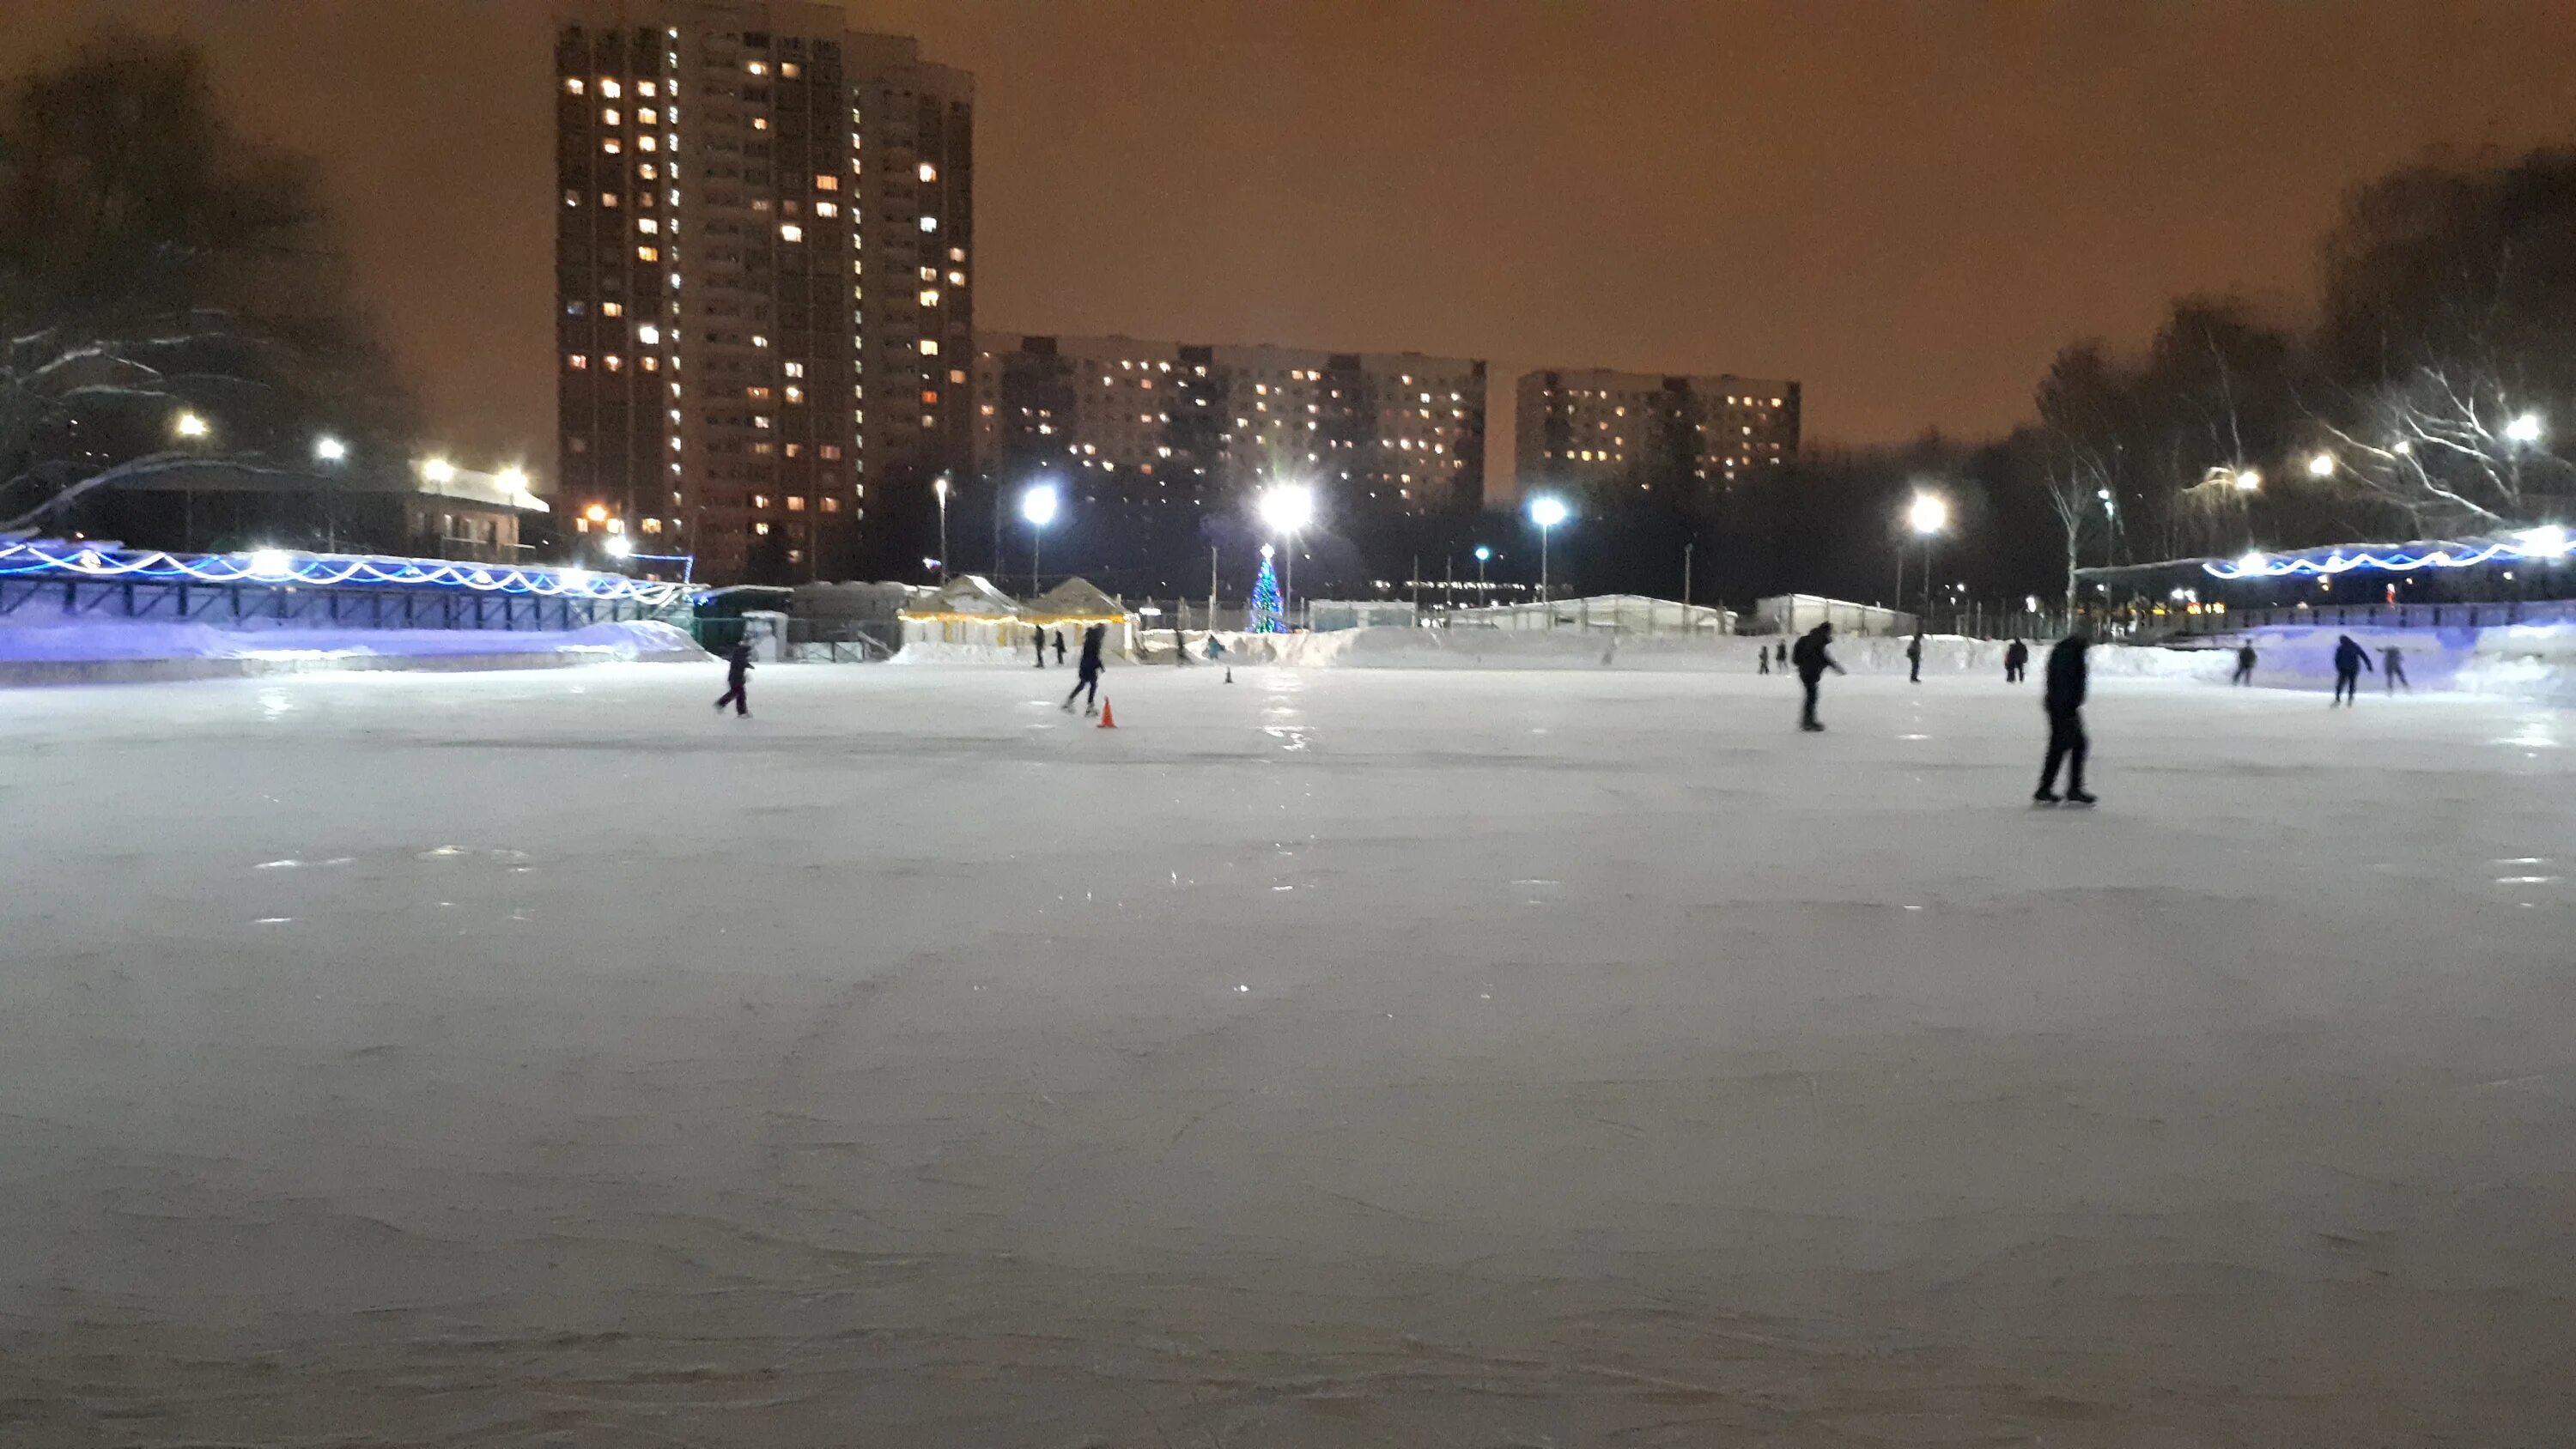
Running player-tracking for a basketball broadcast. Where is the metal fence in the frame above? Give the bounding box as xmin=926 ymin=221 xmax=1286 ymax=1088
xmin=2147 ymin=598 xmax=2576 ymax=636
xmin=0 ymin=574 xmax=676 ymax=631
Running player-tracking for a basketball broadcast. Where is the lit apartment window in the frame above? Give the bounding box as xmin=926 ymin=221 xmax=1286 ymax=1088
xmin=638 ymin=81 xmax=657 ymax=97
xmin=636 ymin=246 xmax=657 ymax=261
xmin=637 ymin=324 xmax=660 ymax=345
xmin=784 ymin=444 xmax=802 ymax=458
xmin=636 ymin=218 xmax=658 ymax=233
xmin=604 ymin=355 xmax=623 ymax=372
xmin=601 ymin=301 xmax=623 ymax=317
xmin=599 ymin=79 xmax=621 ymax=99
xmin=562 ymin=189 xmax=580 ymax=208
xmin=599 ymin=191 xmax=619 ymax=208
xmin=819 ymin=445 xmax=842 ymax=460
xmin=641 ymin=517 xmax=662 ymax=533
xmin=918 ymin=288 xmax=939 ymax=306
xmin=919 ymin=339 xmax=939 ymax=355
xmin=753 ymin=415 xmax=773 ymax=429
xmin=751 ymin=116 xmax=769 ymax=132
xmin=637 ymin=108 xmax=658 ymax=125
xmin=780 ymin=62 xmax=800 ymax=78
xmin=638 ymin=162 xmax=658 ymax=180
xmin=950 ymin=246 xmax=966 ymax=262
xmin=746 ymin=60 xmax=769 ymax=76
xmin=814 ymin=173 xmax=837 ymax=191
xmin=779 ymin=224 xmax=803 ymax=242
xmin=641 ymin=357 xmax=659 ymax=373
xmin=786 ymin=495 xmax=807 ymax=511
xmin=783 ymin=361 xmax=804 ymax=378
xmin=564 ymin=77 xmax=585 ymax=95
xmin=918 ymin=215 xmax=938 ymax=233
xmin=948 ymin=369 xmax=967 ymax=384
xmin=602 ymin=137 xmax=621 ymax=154
xmin=921 ymin=389 xmax=940 ymax=404
xmin=980 ymin=403 xmax=995 ymax=416
xmin=820 ymin=496 xmax=841 ymax=512
xmin=754 ymin=522 xmax=770 ymax=535
xmin=745 ymin=385 xmax=772 ymax=401
xmin=783 ymin=386 xmax=803 ymax=403
xmin=602 ymin=107 xmax=620 ymax=125
xmin=814 ymin=203 xmax=837 ymax=218
xmin=751 ymin=335 xmax=769 ymax=348
xmin=638 ymin=136 xmax=657 ymax=151
xmin=752 ymin=494 xmax=771 ymax=509
xmin=567 ymin=354 xmax=588 ymax=370
xmin=918 ymin=161 xmax=938 ymax=183
xmin=753 ymin=442 xmax=775 ymax=456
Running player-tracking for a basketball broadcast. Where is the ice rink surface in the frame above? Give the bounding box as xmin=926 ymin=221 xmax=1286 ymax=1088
xmin=3 ymin=661 xmax=2573 ymax=1446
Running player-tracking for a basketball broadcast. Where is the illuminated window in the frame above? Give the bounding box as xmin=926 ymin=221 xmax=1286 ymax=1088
xmin=947 ymin=270 xmax=966 ymax=286
xmin=637 ymin=108 xmax=658 ymax=124
xmin=784 ymin=444 xmax=802 ymax=458
xmin=821 ymin=496 xmax=841 ymax=512
xmin=948 ymin=369 xmax=966 ymax=384
xmin=780 ymin=61 xmax=800 ymax=78
xmin=753 ymin=415 xmax=774 ymax=429
xmin=918 ymin=215 xmax=938 ymax=233
xmin=919 ymin=339 xmax=939 ymax=355
xmin=636 ymin=246 xmax=658 ymax=261
xmin=750 ymin=116 xmax=769 ymax=131
xmin=752 ymin=442 xmax=775 ymax=456
xmin=636 ymin=218 xmax=658 ymax=234
xmin=745 ymin=385 xmax=773 ymax=401
xmin=754 ymin=522 xmax=771 ymax=535
xmin=601 ymin=301 xmax=623 ymax=317
xmin=564 ymin=77 xmax=585 ymax=95
xmin=819 ymin=445 xmax=842 ymax=460
xmin=638 ymin=81 xmax=656 ymax=97
xmin=599 ymin=191 xmax=620 ymax=208
xmin=638 ymin=135 xmax=657 ymax=151
xmin=949 ymin=246 xmax=966 ymax=262
xmin=602 ymin=137 xmax=622 ymax=154
xmin=918 ymin=161 xmax=938 ymax=183
xmin=920 ymin=389 xmax=939 ymax=404
xmin=567 ymin=354 xmax=589 ymax=370
xmin=918 ymin=288 xmax=939 ymax=306
xmin=751 ymin=335 xmax=769 ymax=348
xmin=641 ymin=356 xmax=659 ymax=373
xmin=602 ymin=107 xmax=621 ymax=125
xmin=604 ymin=355 xmax=623 ymax=372
xmin=641 ymin=517 xmax=663 ymax=533
xmin=746 ymin=60 xmax=769 ymax=76
xmin=814 ymin=174 xmax=837 ymax=191
xmin=563 ymin=189 xmax=580 ymax=208
xmin=783 ymin=361 xmax=805 ymax=378
xmin=599 ymin=79 xmax=621 ymax=99
xmin=786 ymin=495 xmax=807 ymax=511
xmin=784 ymin=386 xmax=804 ymax=403
xmin=814 ymin=203 xmax=837 ymax=218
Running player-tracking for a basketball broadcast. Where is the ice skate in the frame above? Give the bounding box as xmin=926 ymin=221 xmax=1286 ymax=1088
xmin=2032 ymin=788 xmax=2060 ymax=804
xmin=2064 ymin=789 xmax=2097 ymax=805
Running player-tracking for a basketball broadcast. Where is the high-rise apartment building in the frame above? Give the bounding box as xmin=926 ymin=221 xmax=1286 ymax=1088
xmin=970 ymin=333 xmax=1485 ymax=585
xmin=1515 ymin=370 xmax=1799 ymax=495
xmin=552 ymin=3 xmax=970 ymax=584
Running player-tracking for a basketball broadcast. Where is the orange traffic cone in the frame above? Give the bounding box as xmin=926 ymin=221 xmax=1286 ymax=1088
xmin=1097 ymin=699 xmax=1116 ymax=728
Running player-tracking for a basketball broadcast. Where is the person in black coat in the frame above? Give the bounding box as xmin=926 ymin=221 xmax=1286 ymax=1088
xmin=1789 ymin=622 xmax=1844 ymax=731
xmin=713 ymin=640 xmax=753 ymax=718
xmin=2331 ymin=634 xmax=2372 ymax=706
xmin=2232 ymin=642 xmax=2257 ymax=685
xmin=2035 ymin=630 xmax=2094 ymax=803
xmin=2003 ymin=638 xmax=2030 ymax=683
xmin=1905 ymin=629 xmax=1925 ymax=683
xmin=2381 ymin=644 xmax=2409 ymax=693
xmin=1060 ymin=622 xmax=1108 ymax=715
xmin=1054 ymin=628 xmax=1067 ymax=665
xmin=1033 ymin=627 xmax=1047 ymax=668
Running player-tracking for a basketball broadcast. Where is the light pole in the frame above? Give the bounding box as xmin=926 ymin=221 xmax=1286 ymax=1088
xmin=1907 ymin=491 xmax=1949 ymax=627
xmin=1020 ymin=482 xmax=1058 ymax=596
xmin=933 ymin=475 xmax=951 ymax=584
xmin=173 ymin=410 xmax=210 ymax=549
xmin=1256 ymin=482 xmax=1315 ymax=627
xmin=1474 ymin=543 xmax=1491 ymax=599
xmin=313 ymin=434 xmax=348 ymax=551
xmin=1528 ymin=495 xmax=1569 ymax=614
xmin=1682 ymin=539 xmax=1694 ymax=608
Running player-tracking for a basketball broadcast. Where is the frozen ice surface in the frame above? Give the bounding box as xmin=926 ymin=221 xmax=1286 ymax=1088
xmin=3 ymin=662 xmax=2573 ymax=1446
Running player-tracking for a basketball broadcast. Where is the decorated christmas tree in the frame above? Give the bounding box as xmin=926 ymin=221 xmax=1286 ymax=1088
xmin=1249 ymin=543 xmax=1285 ymax=633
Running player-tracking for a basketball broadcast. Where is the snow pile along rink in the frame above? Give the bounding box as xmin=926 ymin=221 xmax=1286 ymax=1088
xmin=0 ymin=616 xmax=705 ymax=685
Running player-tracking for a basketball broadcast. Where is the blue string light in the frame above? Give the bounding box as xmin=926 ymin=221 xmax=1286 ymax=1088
xmin=0 ymin=540 xmax=685 ymax=605
xmin=2203 ymin=527 xmax=2573 ymax=580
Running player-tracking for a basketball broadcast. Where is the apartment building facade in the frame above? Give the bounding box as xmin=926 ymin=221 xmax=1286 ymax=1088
xmin=1514 ymin=369 xmax=1800 ymax=497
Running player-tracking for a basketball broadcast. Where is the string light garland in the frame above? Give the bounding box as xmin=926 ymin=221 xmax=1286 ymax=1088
xmin=2202 ymin=527 xmax=2574 ymax=581
xmin=0 ymin=539 xmax=687 ymax=606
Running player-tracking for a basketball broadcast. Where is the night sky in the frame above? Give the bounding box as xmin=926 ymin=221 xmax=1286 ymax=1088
xmin=14 ymin=1 xmax=2576 ymax=494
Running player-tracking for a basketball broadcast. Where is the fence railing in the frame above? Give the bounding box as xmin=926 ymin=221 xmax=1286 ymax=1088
xmin=0 ymin=574 xmax=677 ymax=632
xmin=2143 ymin=600 xmax=2576 ymax=635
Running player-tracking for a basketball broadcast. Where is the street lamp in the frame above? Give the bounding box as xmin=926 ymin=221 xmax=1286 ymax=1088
xmin=2234 ymin=467 xmax=2264 ymax=491
xmin=1020 ymin=482 xmax=1059 ymax=596
xmin=933 ymin=475 xmax=951 ymax=584
xmin=172 ymin=410 xmax=210 ymax=440
xmin=605 ymin=536 xmax=635 ymax=559
xmin=2305 ymin=452 xmax=2334 ymax=479
xmin=313 ymin=434 xmax=347 ymax=463
xmin=1907 ymin=491 xmax=1949 ymax=623
xmin=1257 ymin=482 xmax=1315 ymax=624
xmin=1473 ymin=543 xmax=1491 ymax=597
xmin=2506 ymin=411 xmax=2545 ymax=445
xmin=420 ymin=457 xmax=458 ymax=484
xmin=1528 ymin=494 xmax=1569 ymax=609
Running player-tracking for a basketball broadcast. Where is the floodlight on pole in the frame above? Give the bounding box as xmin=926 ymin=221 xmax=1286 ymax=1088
xmin=2306 ymin=452 xmax=2335 ymax=479
xmin=1907 ymin=491 xmax=1949 ymax=537
xmin=421 ymin=457 xmax=458 ymax=484
xmin=605 ymin=536 xmax=634 ymax=559
xmin=933 ymin=474 xmax=951 ymax=583
xmin=1527 ymin=495 xmax=1568 ymax=608
xmin=2234 ymin=467 xmax=2264 ymax=491
xmin=1256 ymin=482 xmax=1316 ymax=623
xmin=313 ymin=434 xmax=347 ymax=464
xmin=2506 ymin=411 xmax=2545 ymax=445
xmin=173 ymin=410 xmax=210 ymax=440
xmin=1021 ymin=482 xmax=1059 ymax=596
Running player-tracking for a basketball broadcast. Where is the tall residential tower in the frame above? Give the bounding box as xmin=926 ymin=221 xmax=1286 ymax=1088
xmin=553 ymin=2 xmax=970 ymax=583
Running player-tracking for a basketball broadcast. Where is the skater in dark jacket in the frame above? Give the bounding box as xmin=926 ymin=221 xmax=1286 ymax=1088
xmin=1758 ymin=646 xmax=1771 ymax=675
xmin=2331 ymin=634 xmax=2372 ymax=706
xmin=2003 ymin=638 xmax=2030 ymax=683
xmin=1033 ymin=627 xmax=1047 ymax=668
xmin=2382 ymin=645 xmax=2409 ymax=693
xmin=713 ymin=640 xmax=753 ymax=718
xmin=1061 ymin=622 xmax=1107 ymax=714
xmin=2233 ymin=642 xmax=2257 ymax=685
xmin=1053 ymin=628 xmax=1067 ymax=665
xmin=2035 ymin=630 xmax=2093 ymax=803
xmin=1905 ymin=629 xmax=1925 ymax=683
xmin=1776 ymin=640 xmax=1788 ymax=667
xmin=1789 ymin=623 xmax=1844 ymax=731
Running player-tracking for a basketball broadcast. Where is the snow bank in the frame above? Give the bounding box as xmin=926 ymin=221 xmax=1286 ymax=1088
xmin=0 ymin=615 xmax=704 ymax=685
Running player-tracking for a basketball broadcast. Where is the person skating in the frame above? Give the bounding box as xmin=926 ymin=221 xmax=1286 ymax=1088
xmin=713 ymin=639 xmax=753 ymax=718
xmin=1054 ymin=628 xmax=1066 ymax=665
xmin=2382 ymin=644 xmax=2409 ymax=693
xmin=1758 ymin=646 xmax=1771 ymax=676
xmin=1032 ymin=627 xmax=1047 ymax=668
xmin=2035 ymin=627 xmax=2094 ymax=804
xmin=2331 ymin=634 xmax=2372 ymax=706
xmin=1789 ymin=622 xmax=1844 ymax=731
xmin=2003 ymin=638 xmax=2029 ymax=683
xmin=1060 ymin=621 xmax=1107 ymax=715
xmin=1776 ymin=640 xmax=1788 ymax=668
xmin=2233 ymin=642 xmax=2257 ymax=686
xmin=1906 ymin=629 xmax=1925 ymax=683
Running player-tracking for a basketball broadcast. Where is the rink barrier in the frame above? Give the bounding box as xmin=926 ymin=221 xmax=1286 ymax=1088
xmin=0 ymin=646 xmax=702 ymax=688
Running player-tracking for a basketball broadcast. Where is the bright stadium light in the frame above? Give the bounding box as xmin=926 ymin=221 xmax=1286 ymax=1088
xmin=496 ymin=466 xmax=532 ymax=494
xmin=246 ymin=548 xmax=293 ymax=579
xmin=2515 ymin=524 xmax=2570 ymax=558
xmin=605 ymin=536 xmax=634 ymax=558
xmin=173 ymin=410 xmax=210 ymax=440
xmin=1528 ymin=495 xmax=1569 ymax=529
xmin=2306 ymin=452 xmax=2335 ymax=478
xmin=420 ymin=456 xmax=458 ymax=484
xmin=1020 ymin=483 xmax=1059 ymax=526
xmin=2238 ymin=549 xmax=2267 ymax=573
xmin=2506 ymin=411 xmax=2545 ymax=445
xmin=2233 ymin=467 xmax=2263 ymax=491
xmin=1473 ymin=545 xmax=1492 ymax=561
xmin=313 ymin=434 xmax=347 ymax=463
xmin=1907 ymin=491 xmax=1948 ymax=536
xmin=1257 ymin=482 xmax=1315 ymax=535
